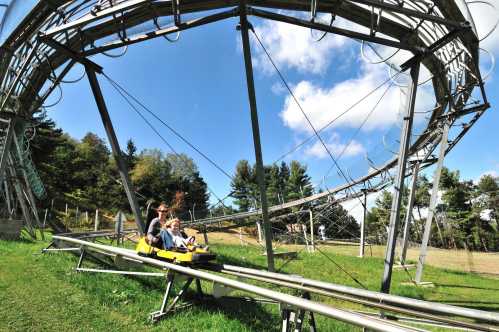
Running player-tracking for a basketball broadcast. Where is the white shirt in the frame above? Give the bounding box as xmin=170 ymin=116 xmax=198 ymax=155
xmin=168 ymin=230 xmax=187 ymax=248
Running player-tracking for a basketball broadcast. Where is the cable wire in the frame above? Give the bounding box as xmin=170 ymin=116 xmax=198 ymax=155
xmin=102 ymin=73 xmax=234 ymax=181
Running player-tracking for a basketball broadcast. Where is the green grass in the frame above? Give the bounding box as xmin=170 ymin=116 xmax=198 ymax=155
xmin=1 ymin=234 xmax=498 ymax=331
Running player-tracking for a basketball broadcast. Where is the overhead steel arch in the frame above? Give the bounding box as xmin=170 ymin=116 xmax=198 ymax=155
xmin=0 ymin=0 xmax=488 ymax=186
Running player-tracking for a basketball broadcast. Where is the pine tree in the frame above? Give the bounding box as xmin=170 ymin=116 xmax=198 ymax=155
xmin=231 ymin=160 xmax=254 ymax=212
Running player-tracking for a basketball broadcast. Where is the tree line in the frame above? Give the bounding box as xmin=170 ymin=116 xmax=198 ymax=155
xmin=367 ymin=168 xmax=499 ymax=251
xmin=30 ymin=112 xmax=209 ymax=221
xmin=26 ymin=112 xmax=497 ymax=251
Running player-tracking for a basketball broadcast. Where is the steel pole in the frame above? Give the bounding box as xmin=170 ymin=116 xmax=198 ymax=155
xmin=359 ymin=190 xmax=367 ymax=258
xmin=309 ymin=209 xmax=315 ymax=252
xmin=381 ymin=62 xmax=420 ymax=294
xmin=239 ymin=4 xmax=275 ymax=271
xmin=415 ymin=122 xmax=450 ymax=283
xmin=85 ymin=67 xmax=145 ymax=234
xmin=400 ymin=162 xmax=420 ymax=264
xmin=0 ymin=118 xmax=14 ymax=184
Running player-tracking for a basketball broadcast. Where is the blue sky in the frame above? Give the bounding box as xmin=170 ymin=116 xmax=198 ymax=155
xmin=3 ymin=2 xmax=499 ymax=212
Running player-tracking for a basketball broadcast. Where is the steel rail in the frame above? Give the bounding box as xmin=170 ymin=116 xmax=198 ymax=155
xmin=214 ymin=269 xmax=498 ymax=332
xmin=51 ymin=235 xmax=418 ymax=332
xmin=214 ymin=264 xmax=499 ymax=325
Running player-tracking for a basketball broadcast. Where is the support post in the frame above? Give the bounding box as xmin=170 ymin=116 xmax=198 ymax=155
xmin=239 ymin=4 xmax=274 ymax=271
xmin=359 ymin=189 xmax=367 ymax=258
xmin=94 ymin=209 xmax=100 ymax=231
xmin=400 ymin=162 xmax=420 ymax=265
xmin=309 ymin=210 xmax=315 ymax=252
xmin=202 ymin=226 xmax=209 ymax=245
xmin=380 ymin=62 xmax=420 ymax=294
xmin=415 ymin=121 xmax=450 ymax=283
xmin=43 ymin=208 xmax=48 ymax=228
xmin=85 ymin=67 xmax=145 ymax=234
xmin=256 ymin=221 xmax=263 ymax=243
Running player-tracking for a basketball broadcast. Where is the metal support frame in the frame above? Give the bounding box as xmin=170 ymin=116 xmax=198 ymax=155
xmin=381 ymin=62 xmax=420 ymax=294
xmin=151 ymin=272 xmax=196 ymax=322
xmin=415 ymin=121 xmax=450 ymax=284
xmin=0 ymin=117 xmax=14 ymax=183
xmin=281 ymin=292 xmax=317 ymax=332
xmin=12 ymin=129 xmax=44 ymax=240
xmin=76 ymin=247 xmax=86 ymax=269
xmin=85 ymin=67 xmax=145 ymax=234
xmin=6 ymin=154 xmax=36 ymax=238
xmin=399 ymin=162 xmax=420 ymax=265
xmin=4 ymin=180 xmax=13 ymax=217
xmin=359 ymin=189 xmax=368 ymax=258
xmin=239 ymin=3 xmax=275 ymax=272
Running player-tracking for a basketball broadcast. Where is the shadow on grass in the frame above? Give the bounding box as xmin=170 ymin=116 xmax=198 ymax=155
xmin=168 ymin=291 xmax=279 ymax=331
xmin=430 ymin=299 xmax=499 ymax=311
xmin=434 ymin=283 xmax=499 ymax=291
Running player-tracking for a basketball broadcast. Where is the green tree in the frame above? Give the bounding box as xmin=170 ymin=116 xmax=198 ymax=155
xmin=365 ymin=190 xmax=392 ymax=244
xmin=231 ymin=160 xmax=255 ymax=212
xmin=317 ymin=203 xmax=360 ymax=239
xmin=125 ymin=138 xmax=138 ymax=170
xmin=286 ymin=161 xmax=312 ymax=201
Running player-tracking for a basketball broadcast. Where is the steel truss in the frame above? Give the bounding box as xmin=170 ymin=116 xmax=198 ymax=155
xmin=0 ymin=0 xmax=491 ymax=288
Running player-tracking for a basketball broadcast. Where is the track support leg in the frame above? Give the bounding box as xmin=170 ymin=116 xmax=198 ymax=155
xmin=76 ymin=247 xmax=86 ymax=269
xmin=150 ymin=273 xmax=195 ymax=322
xmin=280 ymin=292 xmax=317 ymax=332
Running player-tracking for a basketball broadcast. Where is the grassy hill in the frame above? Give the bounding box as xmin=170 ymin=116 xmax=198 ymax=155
xmin=1 ymin=234 xmax=498 ymax=331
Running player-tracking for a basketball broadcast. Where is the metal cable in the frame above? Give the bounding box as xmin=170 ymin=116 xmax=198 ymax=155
xmin=103 ymin=72 xmax=229 ymax=208
xmin=102 ymin=73 xmax=234 ymax=181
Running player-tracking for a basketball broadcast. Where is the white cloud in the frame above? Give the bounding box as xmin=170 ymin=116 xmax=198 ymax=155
xmin=305 ymin=132 xmax=365 ymax=159
xmin=467 ymin=2 xmax=499 ymax=53
xmin=252 ymin=16 xmax=354 ymax=75
xmin=279 ymin=62 xmax=435 ymax=134
xmin=340 ymin=190 xmax=381 ymax=223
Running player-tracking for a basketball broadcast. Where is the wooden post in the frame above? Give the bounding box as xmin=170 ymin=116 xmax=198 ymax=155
xmin=94 ymin=209 xmax=100 ymax=231
xmin=256 ymin=221 xmax=263 ymax=243
xmin=43 ymin=208 xmax=48 ymax=228
xmin=65 ymin=203 xmax=68 ymax=216
xmin=359 ymin=190 xmax=367 ymax=258
xmin=203 ymin=228 xmax=209 ymax=245
xmin=309 ymin=210 xmax=315 ymax=252
xmin=302 ymin=224 xmax=310 ymax=252
xmin=75 ymin=206 xmax=79 ymax=226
